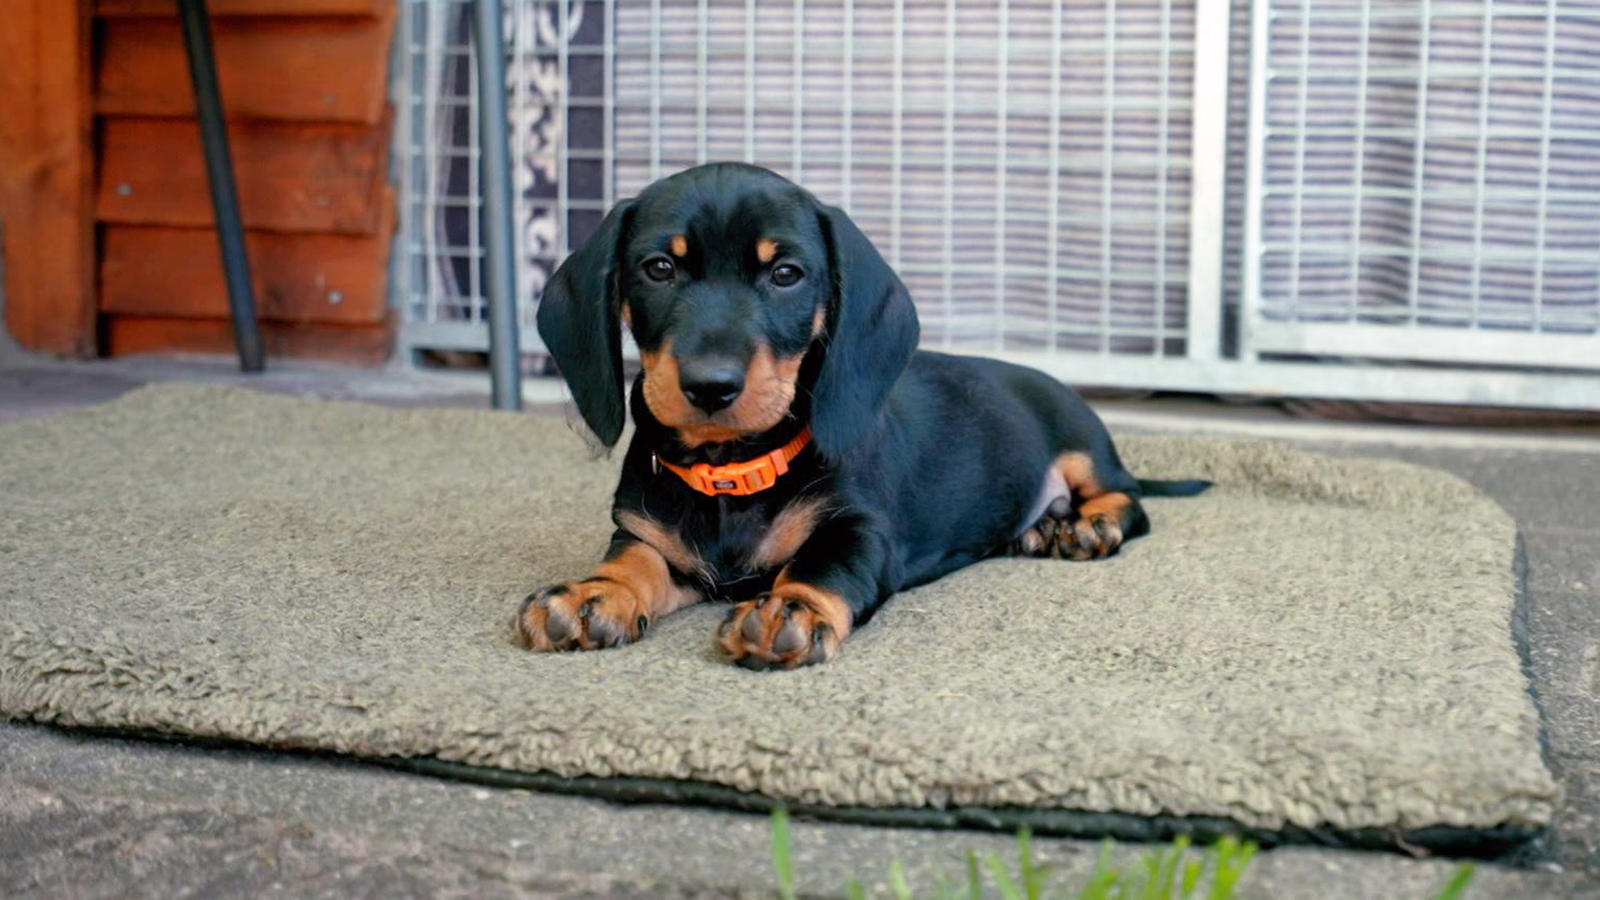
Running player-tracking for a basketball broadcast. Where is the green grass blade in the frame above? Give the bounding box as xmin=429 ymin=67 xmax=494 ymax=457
xmin=1206 ymin=837 xmax=1256 ymax=900
xmin=985 ymin=851 xmax=1025 ymax=900
xmin=1017 ymin=828 xmax=1042 ymax=900
xmin=890 ymin=860 xmax=913 ymax=900
xmin=821 ymin=833 xmax=1261 ymax=900
xmin=1180 ymin=857 xmax=1204 ymax=898
xmin=1082 ymin=839 xmax=1121 ymax=900
xmin=771 ymin=808 xmax=796 ymax=900
xmin=1435 ymin=863 xmax=1476 ymax=900
xmin=1140 ymin=847 xmax=1163 ymax=900
xmin=1155 ymin=835 xmax=1190 ymax=899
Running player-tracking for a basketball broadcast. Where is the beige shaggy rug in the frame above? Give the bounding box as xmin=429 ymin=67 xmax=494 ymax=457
xmin=0 ymin=385 xmax=1557 ymax=850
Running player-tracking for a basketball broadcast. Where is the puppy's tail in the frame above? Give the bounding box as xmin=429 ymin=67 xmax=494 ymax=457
xmin=1137 ymin=478 xmax=1213 ymax=497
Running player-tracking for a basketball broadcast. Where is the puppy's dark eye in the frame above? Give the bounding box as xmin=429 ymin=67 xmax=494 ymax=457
xmin=771 ymin=263 xmax=803 ymax=287
xmin=643 ymin=257 xmax=676 ymax=283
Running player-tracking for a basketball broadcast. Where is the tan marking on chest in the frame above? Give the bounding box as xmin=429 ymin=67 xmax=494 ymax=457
xmin=748 ymin=497 xmax=828 ymax=570
xmin=616 ymin=511 xmax=713 ymax=584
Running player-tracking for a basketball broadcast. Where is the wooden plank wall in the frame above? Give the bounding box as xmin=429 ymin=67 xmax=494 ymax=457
xmin=0 ymin=1 xmax=96 ymax=356
xmin=95 ymin=0 xmax=397 ymax=363
xmin=97 ymin=15 xmax=393 ymax=122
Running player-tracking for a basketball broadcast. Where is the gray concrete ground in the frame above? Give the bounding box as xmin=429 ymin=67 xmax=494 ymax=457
xmin=2 ymin=355 xmax=1598 ymax=898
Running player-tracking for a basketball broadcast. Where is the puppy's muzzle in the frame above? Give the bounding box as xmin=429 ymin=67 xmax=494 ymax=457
xmin=678 ymin=356 xmax=745 ymax=413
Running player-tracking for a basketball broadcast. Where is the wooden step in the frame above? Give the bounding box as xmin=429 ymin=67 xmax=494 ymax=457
xmin=97 ymin=12 xmax=395 ymax=124
xmin=96 ymin=114 xmax=390 ymax=234
xmin=96 ymin=0 xmax=388 ymax=16
xmin=100 ymin=188 xmax=394 ymax=325
xmin=104 ymin=314 xmax=395 ymax=364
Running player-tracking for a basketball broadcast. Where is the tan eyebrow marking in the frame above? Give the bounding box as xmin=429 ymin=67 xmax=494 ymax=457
xmin=670 ymin=234 xmax=688 ymax=257
xmin=756 ymin=238 xmax=779 ymax=264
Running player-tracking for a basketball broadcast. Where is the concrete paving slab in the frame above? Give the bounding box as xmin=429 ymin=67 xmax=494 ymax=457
xmin=0 ymin=724 xmax=1586 ymax=899
xmin=0 ymin=370 xmax=146 ymax=424
xmin=1385 ymin=448 xmax=1600 ymax=534
xmin=1523 ymin=535 xmax=1600 ymax=602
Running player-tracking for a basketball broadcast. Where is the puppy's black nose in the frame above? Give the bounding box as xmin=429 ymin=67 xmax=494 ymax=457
xmin=679 ymin=358 xmax=745 ymax=413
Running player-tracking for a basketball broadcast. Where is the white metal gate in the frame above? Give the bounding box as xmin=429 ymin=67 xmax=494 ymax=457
xmin=1243 ymin=1 xmax=1600 ymax=373
xmin=393 ymin=0 xmax=1600 ymax=409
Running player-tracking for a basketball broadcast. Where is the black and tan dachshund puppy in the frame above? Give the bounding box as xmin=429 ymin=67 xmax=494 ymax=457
xmin=516 ymin=162 xmax=1207 ymax=668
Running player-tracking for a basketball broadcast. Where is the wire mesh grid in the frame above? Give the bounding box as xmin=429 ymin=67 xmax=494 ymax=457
xmin=614 ymin=1 xmax=1199 ymax=355
xmin=1248 ymin=0 xmax=1600 ymax=338
xmin=397 ymin=0 xmax=611 ymax=342
xmin=396 ymin=0 xmax=1202 ymax=358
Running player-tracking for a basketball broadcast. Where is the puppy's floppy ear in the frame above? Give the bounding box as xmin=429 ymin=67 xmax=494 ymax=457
xmin=536 ymin=200 xmax=636 ymax=447
xmin=811 ymin=204 xmax=921 ymax=459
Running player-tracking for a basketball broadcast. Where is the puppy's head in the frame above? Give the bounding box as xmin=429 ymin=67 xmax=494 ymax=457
xmin=537 ymin=163 xmax=918 ymax=457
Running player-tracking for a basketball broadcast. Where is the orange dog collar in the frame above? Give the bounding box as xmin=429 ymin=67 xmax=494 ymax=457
xmin=654 ymin=427 xmax=812 ymax=497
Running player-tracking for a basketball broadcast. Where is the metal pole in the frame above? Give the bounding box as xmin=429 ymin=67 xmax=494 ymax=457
xmin=176 ymin=0 xmax=264 ymax=372
xmin=473 ymin=0 xmax=523 ymax=411
xmin=1184 ymin=0 xmax=1231 ymax=362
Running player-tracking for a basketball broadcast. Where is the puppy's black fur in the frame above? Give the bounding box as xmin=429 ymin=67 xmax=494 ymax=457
xmin=519 ymin=163 xmax=1207 ymax=668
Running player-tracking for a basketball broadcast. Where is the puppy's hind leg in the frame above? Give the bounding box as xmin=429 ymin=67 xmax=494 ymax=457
xmin=1052 ymin=451 xmax=1147 ymax=559
xmin=1005 ymin=465 xmax=1073 ymax=557
xmin=1003 ymin=451 xmax=1147 ymax=560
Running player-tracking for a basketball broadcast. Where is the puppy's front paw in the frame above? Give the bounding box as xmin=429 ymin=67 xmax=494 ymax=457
xmin=717 ymin=583 xmax=851 ymax=670
xmin=513 ymin=580 xmax=650 ymax=651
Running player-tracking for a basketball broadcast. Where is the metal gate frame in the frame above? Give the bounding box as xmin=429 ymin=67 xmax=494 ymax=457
xmin=392 ymin=0 xmax=1600 ymax=411
xmin=1231 ymin=0 xmax=1600 ymax=409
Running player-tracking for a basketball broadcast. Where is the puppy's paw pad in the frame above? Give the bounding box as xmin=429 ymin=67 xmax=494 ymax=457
xmin=1059 ymin=514 xmax=1123 ymax=560
xmin=1010 ymin=517 xmax=1060 ymax=557
xmin=1007 ymin=495 xmax=1073 ymax=558
xmin=513 ymin=581 xmax=648 ymax=652
xmin=717 ymin=589 xmax=847 ymax=670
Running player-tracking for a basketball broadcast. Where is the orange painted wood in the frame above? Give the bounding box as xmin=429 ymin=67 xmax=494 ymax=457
xmin=106 ymin=315 xmax=394 ymax=364
xmin=97 ymin=115 xmax=389 ymax=234
xmin=101 ymin=190 xmax=394 ymax=324
xmin=95 ymin=0 xmax=386 ymax=16
xmin=97 ymin=13 xmax=395 ymax=124
xmin=0 ymin=0 xmax=95 ymax=356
